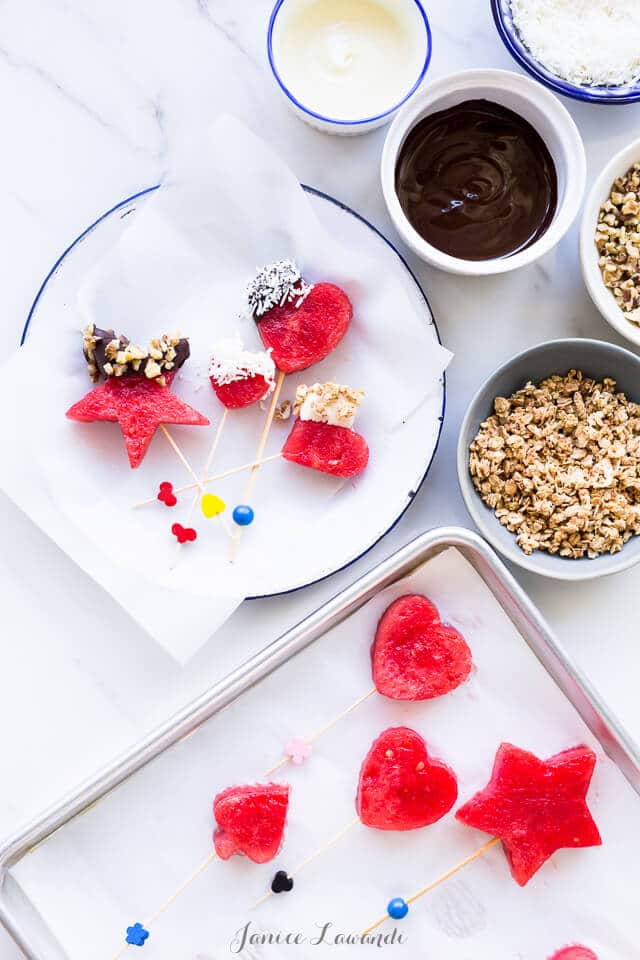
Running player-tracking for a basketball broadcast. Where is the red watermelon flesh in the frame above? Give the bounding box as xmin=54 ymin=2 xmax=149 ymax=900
xmin=257 ymin=282 xmax=352 ymax=372
xmin=373 ymin=594 xmax=472 ymax=701
xmin=549 ymin=948 xmax=598 ymax=960
xmin=456 ymin=743 xmax=601 ymax=886
xmin=357 ymin=727 xmax=458 ymax=831
xmin=211 ymin=373 xmax=271 ymax=409
xmin=66 ymin=375 xmax=209 ymax=469
xmin=213 ymin=783 xmax=290 ymax=864
xmin=282 ymin=419 xmax=369 ymax=478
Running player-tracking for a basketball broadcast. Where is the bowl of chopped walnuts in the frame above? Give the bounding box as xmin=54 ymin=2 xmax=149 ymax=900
xmin=457 ymin=338 xmax=640 ymax=579
xmin=581 ymin=138 xmax=640 ymax=348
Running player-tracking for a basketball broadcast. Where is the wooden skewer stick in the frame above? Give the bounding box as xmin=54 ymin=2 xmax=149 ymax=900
xmin=159 ymin=425 xmax=203 ymax=491
xmin=170 ymin=410 xmax=233 ymax=563
xmin=263 ymin=686 xmax=377 ymax=777
xmin=253 ymin=817 xmax=362 ymax=909
xmin=132 ymin=453 xmax=284 ymax=509
xmin=230 ymin=370 xmax=286 ymax=562
xmin=361 ymin=836 xmax=501 ymax=936
xmin=110 ymin=852 xmax=218 ymax=959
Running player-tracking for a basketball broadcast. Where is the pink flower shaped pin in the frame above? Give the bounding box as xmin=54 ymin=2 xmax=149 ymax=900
xmin=285 ymin=736 xmax=312 ymax=765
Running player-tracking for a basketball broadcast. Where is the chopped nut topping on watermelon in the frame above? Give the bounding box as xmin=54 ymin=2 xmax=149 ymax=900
xmin=294 ymin=381 xmax=364 ymax=429
xmin=82 ymin=324 xmax=189 ymax=385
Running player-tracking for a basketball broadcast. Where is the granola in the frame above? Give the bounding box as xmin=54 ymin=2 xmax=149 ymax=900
xmin=596 ymin=162 xmax=640 ymax=326
xmin=469 ymin=370 xmax=640 ymax=559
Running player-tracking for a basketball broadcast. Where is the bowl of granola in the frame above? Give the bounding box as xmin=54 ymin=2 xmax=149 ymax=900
xmin=581 ymin=138 xmax=640 ymax=348
xmin=457 ymin=338 xmax=640 ymax=579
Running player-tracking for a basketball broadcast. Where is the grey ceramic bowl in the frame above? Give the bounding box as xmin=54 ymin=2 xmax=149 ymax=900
xmin=457 ymin=338 xmax=640 ymax=580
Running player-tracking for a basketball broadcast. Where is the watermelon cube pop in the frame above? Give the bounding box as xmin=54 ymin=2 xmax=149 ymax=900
xmin=372 ymin=595 xmax=473 ymax=701
xmin=67 ymin=325 xmax=209 ymax=469
xmin=282 ymin=381 xmax=369 ymax=478
xmin=456 ymin=743 xmax=601 ymax=886
xmin=208 ymin=338 xmax=276 ymax=409
xmin=213 ymin=783 xmax=290 ymax=864
xmin=247 ymin=259 xmax=352 ymax=373
xmin=357 ymin=727 xmax=458 ymax=831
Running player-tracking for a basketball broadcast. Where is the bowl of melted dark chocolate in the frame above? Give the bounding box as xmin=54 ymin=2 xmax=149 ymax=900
xmin=381 ymin=69 xmax=586 ymax=276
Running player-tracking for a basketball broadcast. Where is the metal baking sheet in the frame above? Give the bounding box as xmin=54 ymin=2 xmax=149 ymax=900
xmin=1 ymin=526 xmax=638 ymax=959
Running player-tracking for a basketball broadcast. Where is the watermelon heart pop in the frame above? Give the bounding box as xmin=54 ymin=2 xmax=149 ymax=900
xmin=213 ymin=783 xmax=290 ymax=863
xmin=456 ymin=742 xmax=602 ymax=886
xmin=372 ymin=595 xmax=473 ymax=701
xmin=248 ymin=259 xmax=352 ymax=373
xmin=282 ymin=381 xmax=370 ymax=478
xmin=67 ymin=325 xmax=209 ymax=469
xmin=357 ymin=727 xmax=458 ymax=830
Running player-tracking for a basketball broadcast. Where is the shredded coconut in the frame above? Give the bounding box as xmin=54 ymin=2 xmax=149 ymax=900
xmin=510 ymin=0 xmax=640 ymax=87
xmin=294 ymin=381 xmax=364 ymax=429
xmin=208 ymin=337 xmax=276 ymax=388
xmin=247 ymin=259 xmax=313 ymax=318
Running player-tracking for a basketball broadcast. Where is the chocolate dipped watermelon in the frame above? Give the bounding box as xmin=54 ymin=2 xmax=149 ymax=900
xmin=372 ymin=594 xmax=472 ymax=701
xmin=67 ymin=326 xmax=209 ymax=469
xmin=357 ymin=727 xmax=458 ymax=831
xmin=208 ymin=338 xmax=276 ymax=410
xmin=213 ymin=783 xmax=290 ymax=864
xmin=456 ymin=743 xmax=601 ymax=886
xmin=247 ymin=260 xmax=352 ymax=373
xmin=282 ymin=381 xmax=369 ymax=479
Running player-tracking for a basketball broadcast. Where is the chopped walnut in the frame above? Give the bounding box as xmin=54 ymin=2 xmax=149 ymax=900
xmin=596 ymin=162 xmax=640 ymax=325
xmin=469 ymin=371 xmax=640 ymax=559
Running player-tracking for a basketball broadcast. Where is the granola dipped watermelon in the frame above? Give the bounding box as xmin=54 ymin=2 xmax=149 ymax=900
xmin=66 ymin=325 xmax=209 ymax=468
xmin=456 ymin=742 xmax=602 ymax=886
xmin=213 ymin=782 xmax=290 ymax=864
xmin=282 ymin=381 xmax=369 ymax=479
xmin=247 ymin=259 xmax=352 ymax=373
xmin=208 ymin=337 xmax=276 ymax=409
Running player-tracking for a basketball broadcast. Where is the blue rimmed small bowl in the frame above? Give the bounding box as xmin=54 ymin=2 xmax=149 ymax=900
xmin=267 ymin=0 xmax=432 ymax=135
xmin=491 ymin=0 xmax=640 ymax=105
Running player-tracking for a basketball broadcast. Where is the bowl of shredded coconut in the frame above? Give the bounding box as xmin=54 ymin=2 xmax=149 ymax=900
xmin=492 ymin=0 xmax=640 ymax=104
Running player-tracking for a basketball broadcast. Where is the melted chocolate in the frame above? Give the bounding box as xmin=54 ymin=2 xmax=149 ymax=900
xmin=395 ymin=99 xmax=558 ymax=261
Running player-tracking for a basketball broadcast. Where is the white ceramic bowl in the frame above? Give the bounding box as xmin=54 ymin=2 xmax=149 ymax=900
xmin=381 ymin=69 xmax=586 ymax=275
xmin=580 ymin=138 xmax=640 ymax=348
xmin=267 ymin=0 xmax=432 ymax=136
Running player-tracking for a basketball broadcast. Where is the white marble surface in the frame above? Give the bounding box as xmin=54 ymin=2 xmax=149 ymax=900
xmin=0 ymin=1 xmax=639 ymax=955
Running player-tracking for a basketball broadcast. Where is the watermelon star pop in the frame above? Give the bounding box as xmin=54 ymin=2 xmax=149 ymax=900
xmin=372 ymin=595 xmax=473 ymax=701
xmin=248 ymin=259 xmax=352 ymax=373
xmin=357 ymin=727 xmax=458 ymax=830
xmin=456 ymin=742 xmax=602 ymax=886
xmin=282 ymin=381 xmax=370 ymax=478
xmin=213 ymin=783 xmax=290 ymax=863
xmin=67 ymin=325 xmax=209 ymax=469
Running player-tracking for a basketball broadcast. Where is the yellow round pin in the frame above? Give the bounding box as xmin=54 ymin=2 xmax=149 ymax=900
xmin=201 ymin=493 xmax=226 ymax=518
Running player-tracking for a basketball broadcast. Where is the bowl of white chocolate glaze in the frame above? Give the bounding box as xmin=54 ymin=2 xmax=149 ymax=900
xmin=267 ymin=0 xmax=432 ymax=135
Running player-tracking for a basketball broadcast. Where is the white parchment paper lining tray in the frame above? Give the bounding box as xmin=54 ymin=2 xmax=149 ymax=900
xmin=10 ymin=548 xmax=638 ymax=960
xmin=0 ymin=114 xmax=450 ymax=662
